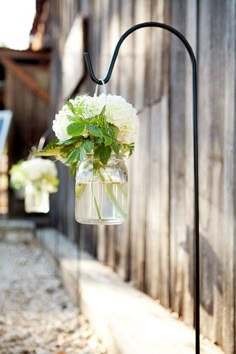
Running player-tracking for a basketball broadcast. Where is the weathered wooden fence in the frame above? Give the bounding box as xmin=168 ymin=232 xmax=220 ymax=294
xmin=50 ymin=0 xmax=236 ymax=353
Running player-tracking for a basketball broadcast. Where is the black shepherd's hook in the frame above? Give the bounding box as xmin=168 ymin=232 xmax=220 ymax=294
xmin=84 ymin=22 xmax=200 ymax=354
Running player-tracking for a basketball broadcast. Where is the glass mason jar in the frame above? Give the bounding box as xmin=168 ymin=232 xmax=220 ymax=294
xmin=75 ymin=154 xmax=128 ymax=225
xmin=24 ymin=183 xmax=50 ymax=213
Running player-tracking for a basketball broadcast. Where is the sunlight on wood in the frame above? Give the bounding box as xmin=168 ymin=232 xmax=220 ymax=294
xmin=0 ymin=0 xmax=36 ymax=50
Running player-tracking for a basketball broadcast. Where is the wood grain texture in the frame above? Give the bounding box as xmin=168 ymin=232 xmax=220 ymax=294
xmin=129 ymin=108 xmax=149 ymax=290
xmin=1 ymin=59 xmax=50 ymax=102
xmin=198 ymin=0 xmax=235 ymax=351
xmin=182 ymin=0 xmax=197 ymax=327
xmin=49 ymin=0 xmax=236 ymax=352
xmin=223 ymin=2 xmax=236 ymax=353
xmin=116 ymin=0 xmax=134 ymax=280
xmin=0 ymin=48 xmax=50 ymax=60
xmin=169 ymin=0 xmax=188 ymax=319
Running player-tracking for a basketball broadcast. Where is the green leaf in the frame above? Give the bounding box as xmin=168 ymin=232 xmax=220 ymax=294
xmin=104 ymin=135 xmax=113 ymax=146
xmin=48 ymin=138 xmax=59 ymax=146
xmin=99 ymin=145 xmax=111 ymax=165
xmin=99 ymin=106 xmax=106 ymax=117
xmin=56 ymin=137 xmax=79 ymax=146
xmin=35 ymin=148 xmax=61 ymax=157
xmin=66 ymin=101 xmax=76 ymax=114
xmin=87 ymin=124 xmax=103 ymax=137
xmin=108 ymin=124 xmax=119 ymax=138
xmin=112 ymin=142 xmax=120 ymax=155
xmin=67 ymin=123 xmax=85 ymax=137
xmin=67 ymin=115 xmax=77 ymax=122
xmin=69 ymin=163 xmax=77 ymax=175
xmin=60 ymin=144 xmax=77 ymax=156
xmin=65 ymin=147 xmax=81 ymax=164
xmin=83 ymin=140 xmax=93 ymax=152
xmin=121 ymin=143 xmax=135 ymax=156
xmin=79 ymin=147 xmax=85 ymax=161
xmin=70 ymin=115 xmax=85 ymax=124
xmin=35 ymin=139 xmax=61 ymax=157
xmin=94 ymin=146 xmax=101 ymax=159
xmin=75 ymin=184 xmax=86 ymax=198
xmin=95 ymin=137 xmax=103 ymax=145
xmin=39 ymin=138 xmax=59 ymax=150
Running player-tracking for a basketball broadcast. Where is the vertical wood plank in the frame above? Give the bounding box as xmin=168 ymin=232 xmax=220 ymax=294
xmin=144 ymin=0 xmax=170 ymax=307
xmin=222 ymin=2 xmax=236 ymax=349
xmin=129 ymin=108 xmax=149 ymax=290
xmin=133 ymin=0 xmax=151 ymax=112
xmin=88 ymin=0 xmax=107 ymax=261
xmin=198 ymin=1 xmax=233 ymax=350
xmin=116 ymin=0 xmax=135 ymax=280
xmin=169 ymin=0 xmax=187 ymax=318
xmin=99 ymin=0 xmax=110 ymax=82
xmin=182 ymin=0 xmax=197 ymax=327
xmin=145 ymin=100 xmax=163 ymax=298
xmin=149 ymin=0 xmax=166 ymax=104
xmin=129 ymin=0 xmax=152 ymax=290
xmin=106 ymin=0 xmax=121 ymax=270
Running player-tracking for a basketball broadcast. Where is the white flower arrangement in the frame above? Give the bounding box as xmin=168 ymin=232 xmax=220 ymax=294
xmin=10 ymin=158 xmax=59 ymax=193
xmin=37 ymin=93 xmax=138 ymax=173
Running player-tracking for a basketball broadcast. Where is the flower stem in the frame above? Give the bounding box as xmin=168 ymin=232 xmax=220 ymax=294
xmin=97 ymin=168 xmax=127 ymax=220
xmin=106 ymin=184 xmax=127 ymax=220
xmin=91 ymin=183 xmax=102 ymax=220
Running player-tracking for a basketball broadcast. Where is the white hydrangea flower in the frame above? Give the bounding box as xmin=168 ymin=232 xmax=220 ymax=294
xmin=52 ymin=103 xmax=71 ymax=141
xmin=52 ymin=96 xmax=107 ymax=141
xmin=10 ymin=158 xmax=58 ymax=193
xmin=81 ymin=94 xmax=107 ymax=119
xmin=21 ymin=158 xmax=57 ymax=181
xmin=9 ymin=167 xmax=26 ymax=189
xmin=117 ymin=118 xmax=139 ymax=144
xmin=105 ymin=94 xmax=138 ymax=144
xmin=52 ymin=93 xmax=138 ymax=147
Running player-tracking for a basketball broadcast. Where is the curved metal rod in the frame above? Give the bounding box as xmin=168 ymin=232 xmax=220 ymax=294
xmin=84 ymin=22 xmax=200 ymax=354
xmin=84 ymin=22 xmax=196 ymax=84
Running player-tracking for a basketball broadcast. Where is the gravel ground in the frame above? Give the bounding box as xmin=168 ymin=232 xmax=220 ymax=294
xmin=0 ymin=241 xmax=106 ymax=354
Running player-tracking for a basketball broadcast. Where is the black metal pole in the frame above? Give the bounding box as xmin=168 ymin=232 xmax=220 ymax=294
xmin=84 ymin=22 xmax=200 ymax=354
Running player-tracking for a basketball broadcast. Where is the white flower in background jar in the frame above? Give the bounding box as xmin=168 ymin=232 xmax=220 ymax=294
xmin=9 ymin=158 xmax=59 ymax=213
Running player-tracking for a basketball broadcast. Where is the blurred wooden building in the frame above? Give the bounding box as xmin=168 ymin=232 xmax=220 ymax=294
xmin=0 ymin=0 xmax=50 ymax=217
xmin=1 ymin=1 xmax=236 ymax=353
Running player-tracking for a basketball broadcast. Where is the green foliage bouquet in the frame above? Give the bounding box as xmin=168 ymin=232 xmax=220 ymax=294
xmin=37 ymin=93 xmax=138 ymax=224
xmin=37 ymin=93 xmax=138 ymax=172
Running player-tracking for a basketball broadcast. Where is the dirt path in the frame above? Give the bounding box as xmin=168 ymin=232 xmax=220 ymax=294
xmin=0 ymin=241 xmax=106 ymax=354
